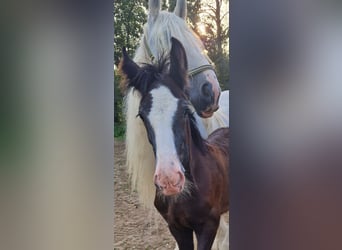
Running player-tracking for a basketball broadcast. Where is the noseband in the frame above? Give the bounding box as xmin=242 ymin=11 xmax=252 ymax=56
xmin=143 ymin=35 xmax=215 ymax=77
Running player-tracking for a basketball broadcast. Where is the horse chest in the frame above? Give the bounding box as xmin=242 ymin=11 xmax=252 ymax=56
xmin=154 ymin=191 xmax=213 ymax=227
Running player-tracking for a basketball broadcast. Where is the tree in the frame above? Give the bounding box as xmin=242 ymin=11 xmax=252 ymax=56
xmin=199 ymin=0 xmax=229 ymax=89
xmin=169 ymin=0 xmax=229 ymax=89
xmin=162 ymin=0 xmax=168 ymax=9
xmin=186 ymin=0 xmax=202 ymax=32
xmin=114 ymin=0 xmax=147 ymax=134
xmin=114 ymin=0 xmax=147 ymax=66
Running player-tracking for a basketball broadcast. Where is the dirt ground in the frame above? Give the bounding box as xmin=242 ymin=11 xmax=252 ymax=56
xmin=114 ymin=139 xmax=176 ymax=250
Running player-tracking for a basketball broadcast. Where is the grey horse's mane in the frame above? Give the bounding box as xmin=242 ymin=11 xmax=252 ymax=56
xmin=134 ymin=11 xmax=209 ymax=71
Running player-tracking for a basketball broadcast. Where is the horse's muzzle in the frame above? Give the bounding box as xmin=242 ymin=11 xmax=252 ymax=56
xmin=201 ymin=105 xmax=220 ymax=118
xmin=195 ymin=78 xmax=221 ymax=118
xmin=154 ymin=170 xmax=185 ymax=196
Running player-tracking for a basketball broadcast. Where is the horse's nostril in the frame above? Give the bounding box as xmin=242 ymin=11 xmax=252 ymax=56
xmin=154 ymin=174 xmax=159 ymax=186
xmin=175 ymin=172 xmax=185 ymax=187
xmin=201 ymin=82 xmax=213 ymax=97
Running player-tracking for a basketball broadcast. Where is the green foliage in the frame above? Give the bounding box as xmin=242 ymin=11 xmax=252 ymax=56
xmin=195 ymin=0 xmax=229 ymax=90
xmin=162 ymin=0 xmax=168 ymax=9
xmin=114 ymin=70 xmax=124 ymax=124
xmin=215 ymin=54 xmax=229 ymax=90
xmin=187 ymin=0 xmax=202 ymax=30
xmin=114 ymin=69 xmax=125 ymax=139
xmin=168 ymin=0 xmax=177 ymax=11
xmin=114 ymin=0 xmax=148 ymax=138
xmin=114 ymin=122 xmax=126 ymax=139
xmin=114 ymin=0 xmax=147 ymax=66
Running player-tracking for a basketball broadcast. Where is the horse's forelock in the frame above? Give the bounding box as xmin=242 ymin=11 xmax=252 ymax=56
xmin=130 ymin=57 xmax=169 ymax=95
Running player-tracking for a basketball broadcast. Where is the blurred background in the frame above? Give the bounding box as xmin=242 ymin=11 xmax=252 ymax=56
xmin=230 ymin=0 xmax=342 ymax=249
xmin=1 ymin=1 xmax=114 ymax=250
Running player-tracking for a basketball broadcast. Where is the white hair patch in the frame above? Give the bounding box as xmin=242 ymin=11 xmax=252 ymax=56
xmin=148 ymin=86 xmax=179 ymax=160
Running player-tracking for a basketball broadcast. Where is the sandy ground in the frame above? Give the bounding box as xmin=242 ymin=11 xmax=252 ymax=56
xmin=114 ymin=139 xmax=176 ymax=250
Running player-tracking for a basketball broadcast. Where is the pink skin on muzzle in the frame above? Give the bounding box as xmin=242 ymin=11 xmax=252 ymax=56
xmin=200 ymin=70 xmax=221 ymax=118
xmin=154 ymin=156 xmax=185 ymax=196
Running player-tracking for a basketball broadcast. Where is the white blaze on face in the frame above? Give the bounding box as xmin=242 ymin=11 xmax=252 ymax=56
xmin=149 ymin=86 xmax=179 ymax=163
xmin=148 ymin=86 xmax=185 ymax=194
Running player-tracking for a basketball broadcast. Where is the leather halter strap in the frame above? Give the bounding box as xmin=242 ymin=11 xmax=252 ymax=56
xmin=143 ymin=35 xmax=215 ymax=77
xmin=188 ymin=64 xmax=215 ymax=77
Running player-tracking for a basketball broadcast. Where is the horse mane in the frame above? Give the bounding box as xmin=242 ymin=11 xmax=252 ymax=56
xmin=187 ymin=107 xmax=207 ymax=154
xmin=140 ymin=11 xmax=208 ymax=70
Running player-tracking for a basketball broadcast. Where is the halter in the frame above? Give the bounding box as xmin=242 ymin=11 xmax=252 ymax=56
xmin=143 ymin=35 xmax=216 ymax=77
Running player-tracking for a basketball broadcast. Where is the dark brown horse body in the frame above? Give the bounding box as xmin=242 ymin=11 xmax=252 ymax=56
xmin=120 ymin=37 xmax=229 ymax=250
xmin=154 ymin=127 xmax=229 ymax=250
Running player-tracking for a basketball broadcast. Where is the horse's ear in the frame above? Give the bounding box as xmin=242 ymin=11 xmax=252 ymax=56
xmin=169 ymin=37 xmax=188 ymax=90
xmin=148 ymin=0 xmax=161 ymax=24
xmin=174 ymin=0 xmax=187 ymax=19
xmin=119 ymin=47 xmax=140 ymax=90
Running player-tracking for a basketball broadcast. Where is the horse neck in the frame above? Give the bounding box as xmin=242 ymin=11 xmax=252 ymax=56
xmin=185 ymin=116 xmax=208 ymax=177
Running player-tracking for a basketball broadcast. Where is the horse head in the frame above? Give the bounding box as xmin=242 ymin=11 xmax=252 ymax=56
xmin=136 ymin=0 xmax=221 ymax=118
xmin=121 ymin=37 xmax=197 ymax=196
